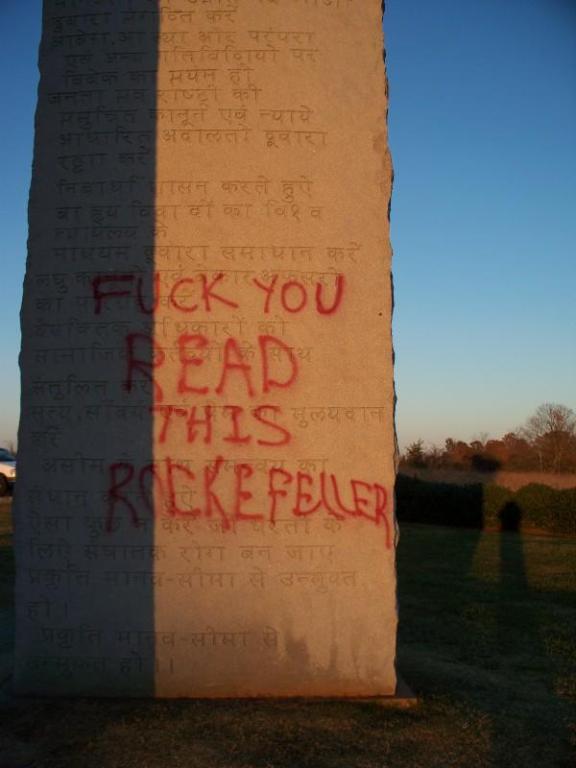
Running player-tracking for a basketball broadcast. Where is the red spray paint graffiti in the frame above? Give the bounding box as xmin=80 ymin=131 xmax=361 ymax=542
xmin=106 ymin=457 xmax=391 ymax=547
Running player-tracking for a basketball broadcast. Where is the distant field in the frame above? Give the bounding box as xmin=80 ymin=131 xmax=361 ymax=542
xmin=1 ymin=500 xmax=575 ymax=768
xmin=401 ymin=467 xmax=576 ymax=491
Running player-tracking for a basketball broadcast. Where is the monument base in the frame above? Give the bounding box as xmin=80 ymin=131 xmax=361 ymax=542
xmin=364 ymin=676 xmax=419 ymax=708
xmin=3 ymin=663 xmax=416 ymax=707
xmin=279 ymin=676 xmax=417 ymax=708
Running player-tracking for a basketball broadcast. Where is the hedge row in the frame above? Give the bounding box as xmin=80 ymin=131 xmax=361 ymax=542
xmin=395 ymin=474 xmax=576 ymax=536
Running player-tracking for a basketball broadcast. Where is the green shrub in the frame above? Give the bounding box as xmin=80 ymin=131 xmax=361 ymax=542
xmin=483 ymin=484 xmax=514 ymax=528
xmin=515 ymin=484 xmax=576 ymax=535
xmin=395 ymin=474 xmax=576 ymax=535
xmin=395 ymin=475 xmax=483 ymax=528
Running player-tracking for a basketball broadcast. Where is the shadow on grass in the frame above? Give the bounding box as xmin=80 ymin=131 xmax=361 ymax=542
xmin=397 ymin=495 xmax=576 ymax=768
xmin=2 ymin=502 xmax=575 ymax=768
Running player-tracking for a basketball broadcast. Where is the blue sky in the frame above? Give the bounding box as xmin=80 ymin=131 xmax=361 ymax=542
xmin=0 ymin=0 xmax=575 ymax=451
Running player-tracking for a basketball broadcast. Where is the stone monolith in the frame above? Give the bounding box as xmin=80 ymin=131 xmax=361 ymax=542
xmin=14 ymin=0 xmax=397 ymax=697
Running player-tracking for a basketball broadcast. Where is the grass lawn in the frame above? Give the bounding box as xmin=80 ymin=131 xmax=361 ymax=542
xmin=1 ymin=500 xmax=575 ymax=768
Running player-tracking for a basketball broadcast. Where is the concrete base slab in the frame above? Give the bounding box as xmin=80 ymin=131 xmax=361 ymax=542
xmin=370 ymin=676 xmax=419 ymax=708
xmin=0 ymin=655 xmax=417 ymax=709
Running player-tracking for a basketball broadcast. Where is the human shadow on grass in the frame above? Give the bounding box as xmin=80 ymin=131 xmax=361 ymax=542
xmin=491 ymin=501 xmax=574 ymax=766
xmin=397 ymin=489 xmax=575 ymax=767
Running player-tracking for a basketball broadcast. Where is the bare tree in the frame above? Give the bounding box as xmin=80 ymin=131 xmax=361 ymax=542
xmin=520 ymin=403 xmax=576 ymax=472
xmin=2 ymin=440 xmax=17 ymax=456
xmin=403 ymin=439 xmax=427 ymax=467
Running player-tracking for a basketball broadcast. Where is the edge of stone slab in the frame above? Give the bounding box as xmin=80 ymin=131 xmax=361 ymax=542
xmin=2 ymin=674 xmax=418 ymax=708
xmin=358 ymin=676 xmax=419 ymax=708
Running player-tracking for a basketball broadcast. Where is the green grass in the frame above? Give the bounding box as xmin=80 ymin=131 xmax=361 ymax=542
xmin=0 ymin=499 xmax=14 ymax=685
xmin=1 ymin=502 xmax=575 ymax=768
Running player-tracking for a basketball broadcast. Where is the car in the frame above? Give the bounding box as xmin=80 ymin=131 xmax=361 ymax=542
xmin=0 ymin=448 xmax=16 ymax=496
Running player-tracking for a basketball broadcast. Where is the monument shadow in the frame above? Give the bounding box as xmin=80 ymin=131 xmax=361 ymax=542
xmin=396 ymin=476 xmax=574 ymax=765
xmin=13 ymin=0 xmax=160 ymax=696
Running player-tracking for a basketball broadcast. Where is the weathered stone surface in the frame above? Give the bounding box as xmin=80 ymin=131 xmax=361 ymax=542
xmin=14 ymin=0 xmax=397 ymax=697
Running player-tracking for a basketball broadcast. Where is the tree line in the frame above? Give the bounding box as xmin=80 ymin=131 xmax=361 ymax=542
xmin=401 ymin=403 xmax=576 ymax=474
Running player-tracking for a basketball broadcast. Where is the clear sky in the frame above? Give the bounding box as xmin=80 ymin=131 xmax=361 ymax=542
xmin=385 ymin=0 xmax=576 ymax=449
xmin=0 ymin=0 xmax=575 ymax=451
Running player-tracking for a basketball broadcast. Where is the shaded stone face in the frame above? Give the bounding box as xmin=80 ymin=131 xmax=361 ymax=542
xmin=14 ymin=0 xmax=397 ymax=697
